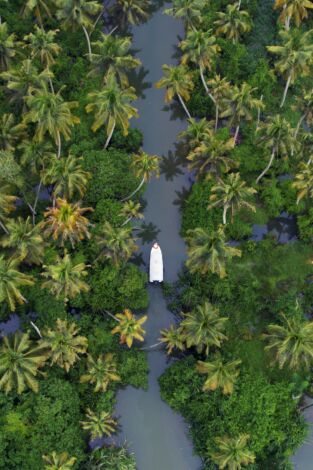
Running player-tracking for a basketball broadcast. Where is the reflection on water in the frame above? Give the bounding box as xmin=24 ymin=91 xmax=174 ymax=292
xmin=252 ymin=212 xmax=297 ymax=243
xmin=0 ymin=314 xmax=20 ymax=337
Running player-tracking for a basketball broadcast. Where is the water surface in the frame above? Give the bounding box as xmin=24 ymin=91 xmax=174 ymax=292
xmin=115 ymin=9 xmax=202 ymax=470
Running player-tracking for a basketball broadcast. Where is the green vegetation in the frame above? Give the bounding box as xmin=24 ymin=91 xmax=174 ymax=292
xmin=0 ymin=0 xmax=151 ymax=467
xmin=158 ymin=0 xmax=313 ymax=468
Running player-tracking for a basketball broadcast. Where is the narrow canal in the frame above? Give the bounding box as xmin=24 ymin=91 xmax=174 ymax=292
xmin=115 ymin=7 xmax=202 ymax=470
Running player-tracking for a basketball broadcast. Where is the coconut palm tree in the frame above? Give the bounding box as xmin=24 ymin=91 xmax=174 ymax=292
xmin=274 ymin=0 xmax=313 ymax=29
xmin=207 ymin=75 xmax=232 ymax=130
xmin=292 ymin=88 xmax=313 ymax=138
xmin=41 ymin=253 xmax=89 ymax=301
xmin=120 ymin=200 xmax=144 ymax=226
xmin=209 ymin=434 xmax=255 ymax=470
xmin=1 ymin=59 xmax=52 ymax=105
xmin=0 ymin=22 xmax=18 ymax=72
xmin=256 ymin=114 xmax=296 ymax=183
xmin=0 ymin=184 xmax=17 ymax=235
xmin=186 ymin=225 xmax=241 ymax=278
xmin=181 ymin=301 xmax=228 ymax=355
xmin=197 ymin=356 xmax=241 ymax=394
xmin=180 ymin=29 xmax=220 ymax=100
xmin=80 ymin=353 xmax=120 ymax=392
xmin=19 ymin=139 xmax=54 ymax=175
xmin=21 ymin=0 xmax=53 ymax=26
xmin=41 ymin=318 xmax=88 ymax=371
xmin=96 ymin=221 xmax=138 ymax=265
xmin=43 ymin=452 xmax=77 ymax=470
xmin=41 ymin=198 xmax=92 ymax=247
xmin=87 ymin=446 xmax=136 ymax=470
xmin=179 ymin=117 xmax=213 ymax=150
xmin=155 ymin=64 xmax=194 ymax=119
xmin=208 ymin=173 xmax=257 ymax=225
xmin=214 ymin=3 xmax=252 ymax=44
xmin=123 ymin=150 xmax=160 ymax=200
xmin=89 ymin=33 xmax=141 ymax=86
xmin=0 ymin=255 xmax=34 ymax=311
xmin=24 ymin=86 xmax=80 ymax=158
xmin=112 ymin=0 xmax=151 ymax=26
xmin=267 ymin=29 xmax=313 ymax=107
xmin=1 ymin=217 xmax=45 ymax=265
xmin=220 ymin=82 xmax=264 ymax=142
xmin=24 ymin=26 xmax=61 ymax=93
xmin=86 ymin=71 xmax=138 ymax=148
xmin=0 ymin=113 xmax=26 ymax=151
xmin=263 ymin=313 xmax=313 ymax=370
xmin=293 ymin=162 xmax=313 ymax=203
xmin=55 ymin=0 xmax=102 ymax=59
xmin=111 ymin=309 xmax=147 ymax=348
xmin=81 ymin=408 xmax=117 ymax=440
xmin=0 ymin=332 xmax=47 ymax=394
xmin=164 ymin=0 xmax=206 ymax=30
xmin=187 ymin=128 xmax=236 ymax=180
xmin=159 ymin=325 xmax=185 ymax=355
xmin=42 ymin=154 xmax=90 ymax=200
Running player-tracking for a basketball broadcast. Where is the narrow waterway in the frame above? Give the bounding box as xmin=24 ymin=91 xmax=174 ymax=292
xmin=115 ymin=8 xmax=202 ymax=470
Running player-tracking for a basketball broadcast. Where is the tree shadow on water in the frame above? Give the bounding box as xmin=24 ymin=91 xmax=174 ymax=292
xmin=173 ymin=186 xmax=192 ymax=210
xmin=130 ymin=252 xmax=146 ymax=267
xmin=128 ymin=65 xmax=151 ymax=99
xmin=160 ymin=150 xmax=184 ymax=181
xmin=136 ymin=222 xmax=161 ymax=244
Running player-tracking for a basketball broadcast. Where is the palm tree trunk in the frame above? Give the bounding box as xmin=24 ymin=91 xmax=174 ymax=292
xmin=308 ymin=155 xmax=312 ymax=165
xmin=48 ymin=76 xmax=54 ymax=94
xmin=32 ymin=179 xmax=42 ymax=225
xmin=104 ymin=121 xmax=116 ymax=149
xmin=121 ymin=177 xmax=145 ymax=201
xmin=57 ymin=131 xmax=61 ymax=158
xmin=92 ymin=7 xmax=105 ymax=31
xmin=280 ymin=74 xmax=291 ymax=108
xmin=234 ymin=125 xmax=240 ymax=143
xmin=237 ymin=0 xmax=241 ymax=8
xmin=285 ymin=15 xmax=291 ymax=30
xmin=256 ymin=94 xmax=263 ymax=130
xmin=215 ymin=104 xmax=219 ymax=131
xmin=177 ymin=92 xmax=191 ymax=119
xmin=222 ymin=205 xmax=228 ymax=225
xmin=30 ymin=321 xmax=42 ymax=338
xmin=102 ymin=309 xmax=120 ymax=322
xmin=294 ymin=113 xmax=306 ymax=138
xmin=121 ymin=216 xmax=132 ymax=227
xmin=0 ymin=220 xmax=8 ymax=234
xmin=199 ymin=66 xmax=216 ymax=104
xmin=82 ymin=25 xmax=92 ymax=60
xmin=256 ymin=147 xmax=276 ymax=184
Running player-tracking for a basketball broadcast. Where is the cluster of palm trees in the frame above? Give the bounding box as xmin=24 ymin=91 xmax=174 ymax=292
xmin=155 ymin=0 xmax=313 ymax=283
xmin=0 ymin=0 xmax=164 ymax=312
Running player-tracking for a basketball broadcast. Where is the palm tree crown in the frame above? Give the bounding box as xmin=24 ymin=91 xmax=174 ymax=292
xmin=24 ymin=26 xmax=61 ymax=69
xmin=274 ymin=0 xmax=313 ymax=29
xmin=164 ymin=0 xmax=206 ymax=30
xmin=80 ymin=408 xmax=117 ymax=439
xmin=43 ymin=451 xmax=77 ymax=470
xmin=186 ymin=225 xmax=241 ymax=278
xmin=0 ymin=332 xmax=47 ymax=394
xmin=197 ymin=356 xmax=241 ymax=394
xmin=112 ymin=0 xmax=151 ymax=25
xmin=96 ymin=221 xmax=138 ymax=266
xmin=267 ymin=28 xmax=313 ymax=107
xmin=80 ymin=353 xmax=120 ymax=392
xmin=0 ymin=255 xmax=34 ymax=311
xmin=40 ymin=318 xmax=88 ymax=372
xmin=208 ymin=172 xmax=257 ymax=225
xmin=263 ymin=313 xmax=313 ymax=370
xmin=86 ymin=71 xmax=138 ymax=148
xmin=89 ymin=33 xmax=141 ymax=86
xmin=214 ymin=3 xmax=252 ymax=43
xmin=41 ymin=198 xmax=92 ymax=247
xmin=111 ymin=309 xmax=147 ymax=348
xmin=41 ymin=253 xmax=89 ymax=301
xmin=293 ymin=162 xmax=313 ymax=203
xmin=1 ymin=217 xmax=45 ymax=265
xmin=0 ymin=22 xmax=17 ymax=72
xmin=181 ymin=301 xmax=228 ymax=355
xmin=209 ymin=434 xmax=255 ymax=470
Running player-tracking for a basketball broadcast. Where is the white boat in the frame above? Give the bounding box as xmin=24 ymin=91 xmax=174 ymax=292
xmin=149 ymin=242 xmax=163 ymax=283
